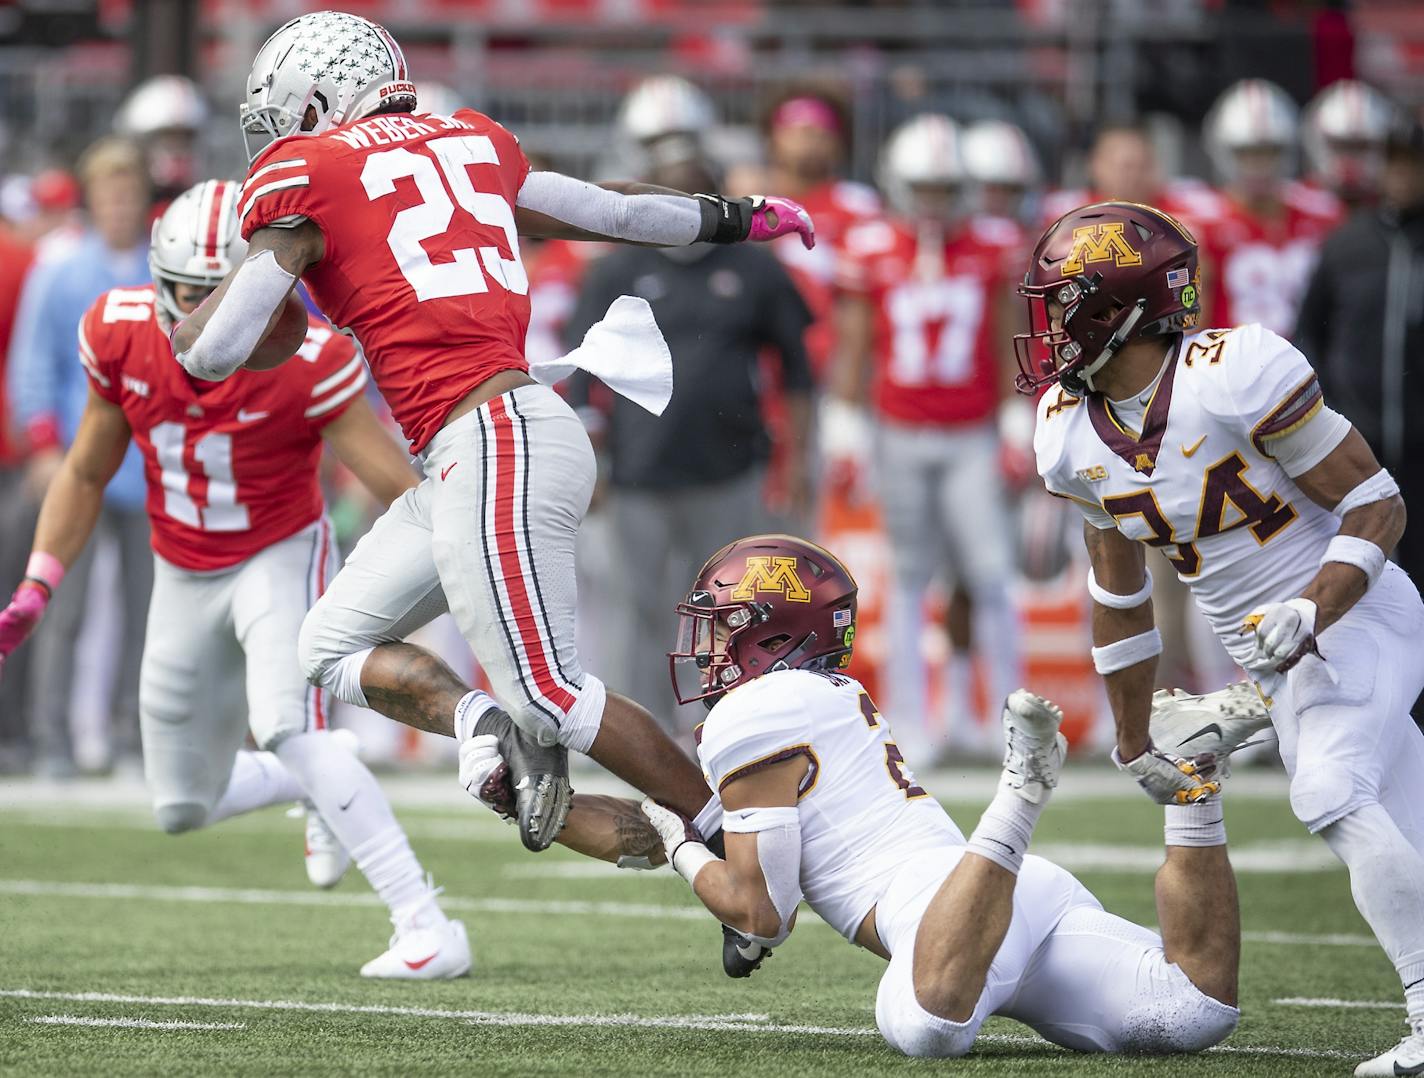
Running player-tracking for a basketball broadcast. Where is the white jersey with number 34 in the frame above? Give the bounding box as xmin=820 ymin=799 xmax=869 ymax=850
xmin=697 ymin=669 xmax=964 ymax=941
xmin=1034 ymin=323 xmax=1344 ymax=670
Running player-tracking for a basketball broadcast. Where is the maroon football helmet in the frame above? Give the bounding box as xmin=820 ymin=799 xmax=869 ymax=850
xmin=669 ymin=534 xmax=859 ymax=706
xmin=1014 ymin=201 xmax=1201 ymax=397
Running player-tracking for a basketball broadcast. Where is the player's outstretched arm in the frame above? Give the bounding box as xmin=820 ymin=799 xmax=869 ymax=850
xmin=171 ymin=221 xmax=324 ymax=381
xmin=643 ymin=758 xmax=805 ymax=945
xmin=513 ymin=171 xmax=815 ymax=250
xmin=321 ymin=395 xmax=421 ymax=508
xmin=1244 ymin=428 xmax=1406 ymax=670
xmin=0 ymin=389 xmax=131 ymax=675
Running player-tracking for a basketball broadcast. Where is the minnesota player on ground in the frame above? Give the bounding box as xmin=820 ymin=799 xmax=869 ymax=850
xmin=829 ymin=113 xmax=1026 ymax=758
xmin=1199 ymin=79 xmax=1340 ymax=337
xmin=1019 ymin=200 xmax=1424 ymax=1077
xmin=0 ymin=180 xmax=469 ymax=979
xmin=170 ymin=9 xmax=815 ymax=973
xmin=625 ymin=535 xmax=1241 ymax=1058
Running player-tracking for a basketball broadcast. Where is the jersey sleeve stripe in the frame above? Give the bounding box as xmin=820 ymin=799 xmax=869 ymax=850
xmin=239 ymin=176 xmax=311 ymax=226
xmin=717 ymin=744 xmax=820 ymax=796
xmin=241 ymin=158 xmax=308 ymax=194
xmin=312 ymin=354 xmax=365 ymax=397
xmin=1252 ymin=375 xmax=1324 ymax=453
xmin=76 ymin=323 xmax=110 ymax=387
xmin=303 ymin=368 xmax=367 ymax=418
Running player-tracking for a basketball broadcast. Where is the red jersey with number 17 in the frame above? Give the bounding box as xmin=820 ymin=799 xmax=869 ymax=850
xmin=239 ymin=108 xmax=533 ymax=453
xmin=80 ymin=285 xmax=367 ymax=572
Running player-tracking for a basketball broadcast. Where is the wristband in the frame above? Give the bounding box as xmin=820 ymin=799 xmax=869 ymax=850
xmin=671 ymin=840 xmax=718 ymax=886
xmin=1334 ymin=468 xmax=1399 ymax=517
xmin=1321 ymin=534 xmax=1387 ymax=588
xmin=694 ymin=194 xmax=752 ymax=244
xmin=1087 ymin=566 xmax=1153 ymax=609
xmin=25 ymin=551 xmax=65 ymax=593
xmin=1092 ymin=627 xmax=1163 ymax=675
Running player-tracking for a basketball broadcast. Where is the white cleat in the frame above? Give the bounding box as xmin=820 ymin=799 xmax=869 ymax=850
xmin=360 ymin=917 xmax=471 ymax=980
xmin=999 ymin=689 xmax=1068 ymax=805
xmin=1149 ymin=682 xmax=1272 ymax=761
xmin=1354 ymin=1029 xmax=1424 ymax=1076
xmin=303 ymin=803 xmax=350 ymax=889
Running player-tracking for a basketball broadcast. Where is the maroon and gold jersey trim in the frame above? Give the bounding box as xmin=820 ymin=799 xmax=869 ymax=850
xmin=718 ymin=744 xmax=821 ymax=800
xmin=1251 ymin=374 xmax=1324 ymax=455
xmin=1086 ymin=336 xmax=1183 ymax=476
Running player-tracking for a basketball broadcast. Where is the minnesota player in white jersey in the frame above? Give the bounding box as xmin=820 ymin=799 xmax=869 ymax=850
xmin=1017 ymin=201 xmax=1424 ymax=1077
xmin=618 ymin=534 xmax=1244 ymax=1058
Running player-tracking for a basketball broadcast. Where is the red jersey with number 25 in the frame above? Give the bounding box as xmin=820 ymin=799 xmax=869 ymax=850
xmin=240 ymin=109 xmax=532 ymax=453
xmin=80 ymin=286 xmax=366 ymax=572
xmin=842 ymin=217 xmax=1018 ymax=426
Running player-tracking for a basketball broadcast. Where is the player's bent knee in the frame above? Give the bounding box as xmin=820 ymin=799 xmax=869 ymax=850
xmin=1289 ymin=767 xmax=1358 ymax=833
xmin=876 ymin=949 xmax=981 ymax=1058
xmin=1122 ymin=986 xmax=1239 ymax=1053
xmin=153 ymin=800 xmax=210 ymax=834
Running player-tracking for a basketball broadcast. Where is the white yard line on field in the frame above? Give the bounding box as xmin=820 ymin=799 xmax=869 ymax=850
xmin=1274 ymin=997 xmax=1402 ymax=1010
xmin=0 ymin=989 xmax=1365 ymax=1060
xmin=26 ymin=1014 xmax=245 ymax=1031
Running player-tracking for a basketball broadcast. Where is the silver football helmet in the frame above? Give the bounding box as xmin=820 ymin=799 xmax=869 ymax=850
xmin=239 ymin=10 xmax=416 ymax=161
xmin=617 ymin=75 xmax=715 ymax=143
xmin=962 ymin=119 xmax=1041 ymax=189
xmin=149 ymin=179 xmax=246 ymax=325
xmin=879 ymin=113 xmax=965 ymax=219
xmin=1203 ymin=79 xmax=1299 ymax=180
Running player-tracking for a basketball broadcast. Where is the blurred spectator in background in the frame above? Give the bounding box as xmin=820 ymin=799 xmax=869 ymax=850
xmin=1303 ymin=79 xmax=1397 ymax=211
xmin=1199 ymin=79 xmax=1340 ymax=339
xmin=564 ymin=148 xmax=813 ymax=739
xmin=7 ymin=137 xmax=154 ymax=777
xmin=1298 ymin=115 xmax=1424 ymax=584
xmin=829 ymin=115 xmax=1025 ymax=761
xmin=962 ymin=119 xmax=1042 ymax=228
xmin=113 ymin=76 xmax=209 ymax=211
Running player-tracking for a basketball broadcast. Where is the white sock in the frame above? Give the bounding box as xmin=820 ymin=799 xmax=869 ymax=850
xmin=693 ymin=796 xmax=723 ymax=840
xmin=207 ymin=750 xmax=304 ymax=825
xmin=274 ymin=731 xmax=444 ymax=926
xmin=966 ymin=787 xmax=1046 ymax=875
xmin=1320 ymin=802 xmax=1424 ymax=1027
xmin=1165 ymin=794 xmax=1227 ymax=847
xmin=453 ymin=690 xmax=498 ymax=740
xmin=351 ymin=825 xmax=444 ymax=928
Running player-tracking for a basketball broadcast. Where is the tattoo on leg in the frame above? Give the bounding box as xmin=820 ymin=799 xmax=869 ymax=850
xmin=360 ymin=642 xmax=468 ymax=737
xmin=614 ymin=812 xmax=661 ymax=859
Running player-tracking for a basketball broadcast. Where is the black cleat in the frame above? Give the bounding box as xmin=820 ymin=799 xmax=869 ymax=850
xmin=722 ymin=924 xmax=771 ymax=978
xmin=473 ymin=707 xmax=571 ymax=852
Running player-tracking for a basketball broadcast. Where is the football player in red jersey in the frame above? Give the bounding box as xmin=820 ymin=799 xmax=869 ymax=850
xmin=1303 ymin=79 xmax=1398 ymax=210
xmin=0 ymin=180 xmax=472 ymax=978
xmin=829 ymin=115 xmax=1026 ymax=761
xmin=1199 ymin=80 xmax=1341 ymax=339
xmin=170 ymin=13 xmax=817 ymax=953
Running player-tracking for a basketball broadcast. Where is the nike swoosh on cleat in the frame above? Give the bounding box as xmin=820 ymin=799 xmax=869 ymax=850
xmin=1394 ymin=1060 xmax=1424 ymax=1076
xmin=403 ymin=953 xmax=438 ymax=971
xmin=1176 ymin=723 xmax=1222 ymax=747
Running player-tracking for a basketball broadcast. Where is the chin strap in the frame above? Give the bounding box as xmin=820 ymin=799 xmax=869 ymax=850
xmin=1078 ymin=299 xmax=1147 ymax=394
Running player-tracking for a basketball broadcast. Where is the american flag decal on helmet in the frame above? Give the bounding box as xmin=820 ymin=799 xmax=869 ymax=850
xmin=1166 ymin=267 xmax=1190 ymax=289
xmin=833 ymin=609 xmax=852 ymax=628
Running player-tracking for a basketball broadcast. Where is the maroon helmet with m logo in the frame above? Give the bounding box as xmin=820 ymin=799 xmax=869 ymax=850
xmin=669 ymin=535 xmax=859 ymax=706
xmin=1014 ymin=201 xmax=1201 ymax=397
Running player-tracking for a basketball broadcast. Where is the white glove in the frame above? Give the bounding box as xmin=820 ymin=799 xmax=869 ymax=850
xmin=1113 ymin=743 xmax=1221 ymax=805
xmin=458 ymin=733 xmax=514 ymax=819
xmin=640 ymin=797 xmax=716 ymax=884
xmin=1242 ymin=597 xmax=1318 ymax=672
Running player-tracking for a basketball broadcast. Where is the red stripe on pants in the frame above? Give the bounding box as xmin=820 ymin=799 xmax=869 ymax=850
xmin=488 ymin=396 xmax=577 ymax=714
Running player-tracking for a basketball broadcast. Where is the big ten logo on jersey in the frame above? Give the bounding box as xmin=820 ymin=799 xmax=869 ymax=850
xmin=730 ymin=556 xmax=811 ymax=603
xmin=886 ymin=275 xmax=985 ymax=387
xmin=1061 ymin=223 xmax=1142 ymax=275
xmin=295 ymin=324 xmax=333 ymax=363
xmin=856 ymin=690 xmax=927 ymax=799
xmin=103 ymin=288 xmax=153 ymax=323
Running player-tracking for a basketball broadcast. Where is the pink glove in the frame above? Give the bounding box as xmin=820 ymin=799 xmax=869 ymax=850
xmin=0 ymin=582 xmax=51 ymax=674
xmin=747 ymin=196 xmax=816 ymax=250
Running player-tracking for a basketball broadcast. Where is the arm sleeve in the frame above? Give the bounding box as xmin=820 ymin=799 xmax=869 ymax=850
xmin=757 ymin=255 xmax=814 ymax=393
xmin=302 ymin=328 xmax=368 ymax=432
xmin=516 ymin=171 xmax=703 ymax=247
xmin=699 ymin=679 xmax=815 ymax=794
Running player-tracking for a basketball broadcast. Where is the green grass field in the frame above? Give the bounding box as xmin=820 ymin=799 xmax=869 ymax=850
xmin=0 ymin=768 xmax=1405 ymax=1077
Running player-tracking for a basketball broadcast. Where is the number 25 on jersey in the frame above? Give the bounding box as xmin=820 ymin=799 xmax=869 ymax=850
xmin=360 ymin=134 xmax=529 ymax=302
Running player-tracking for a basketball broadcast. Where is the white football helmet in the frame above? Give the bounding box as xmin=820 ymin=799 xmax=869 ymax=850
xmin=617 ymin=75 xmax=715 ymax=143
xmin=1204 ymin=79 xmax=1299 ymax=178
xmin=962 ymin=119 xmax=1040 ymax=188
xmin=240 ymin=11 xmax=416 ymax=161
xmin=1303 ymin=79 xmax=1395 ymax=197
xmin=149 ymin=180 xmax=246 ymax=325
xmin=115 ymin=75 xmax=209 ymax=137
xmin=879 ymin=113 xmax=965 ymax=218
